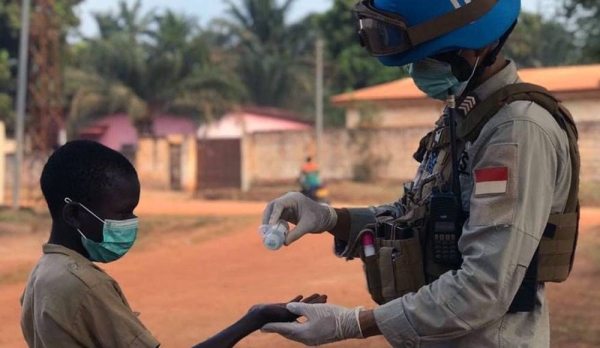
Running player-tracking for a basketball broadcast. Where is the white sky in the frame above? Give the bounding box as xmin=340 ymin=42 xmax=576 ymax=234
xmin=75 ymin=0 xmax=552 ymax=37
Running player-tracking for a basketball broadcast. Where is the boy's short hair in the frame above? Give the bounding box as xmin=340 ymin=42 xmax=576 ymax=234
xmin=40 ymin=140 xmax=138 ymax=219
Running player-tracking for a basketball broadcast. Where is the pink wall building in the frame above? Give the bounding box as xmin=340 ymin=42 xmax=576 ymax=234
xmin=79 ymin=113 xmax=197 ymax=152
xmin=197 ymin=107 xmax=312 ymax=139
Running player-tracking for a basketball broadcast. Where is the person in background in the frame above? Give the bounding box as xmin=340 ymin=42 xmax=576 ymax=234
xmin=299 ymin=156 xmax=321 ymax=200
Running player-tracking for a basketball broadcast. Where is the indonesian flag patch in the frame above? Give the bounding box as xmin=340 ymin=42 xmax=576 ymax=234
xmin=474 ymin=167 xmax=509 ymax=196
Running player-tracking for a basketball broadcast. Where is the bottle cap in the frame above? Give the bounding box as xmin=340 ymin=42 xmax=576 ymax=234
xmin=274 ymin=220 xmax=290 ymax=234
xmin=259 ymin=224 xmax=286 ymax=251
xmin=361 ymin=232 xmax=374 ymax=246
xmin=263 ymin=231 xmax=284 ymax=250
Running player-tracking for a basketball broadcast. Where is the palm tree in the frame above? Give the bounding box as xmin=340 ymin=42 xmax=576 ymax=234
xmin=67 ymin=1 xmax=245 ymax=136
xmin=214 ymin=0 xmax=315 ymax=109
xmin=0 ymin=50 xmax=14 ymax=133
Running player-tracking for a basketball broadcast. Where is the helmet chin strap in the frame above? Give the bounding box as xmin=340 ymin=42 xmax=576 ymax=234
xmin=457 ymin=20 xmax=518 ymax=94
xmin=454 ymin=56 xmax=480 ymax=97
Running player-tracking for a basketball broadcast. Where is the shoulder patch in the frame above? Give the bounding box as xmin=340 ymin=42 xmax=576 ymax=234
xmin=469 ymin=143 xmax=518 ymax=227
xmin=474 ymin=167 xmax=508 ymax=196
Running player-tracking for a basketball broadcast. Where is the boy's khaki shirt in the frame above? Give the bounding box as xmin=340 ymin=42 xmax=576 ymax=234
xmin=20 ymin=244 xmax=160 ymax=348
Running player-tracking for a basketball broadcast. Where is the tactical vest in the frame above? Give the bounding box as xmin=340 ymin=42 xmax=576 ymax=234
xmin=352 ymin=83 xmax=580 ymax=312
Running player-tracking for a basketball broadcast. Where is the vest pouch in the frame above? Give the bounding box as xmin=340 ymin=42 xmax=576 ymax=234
xmin=357 ymin=229 xmax=385 ymax=305
xmin=379 ymin=237 xmax=426 ymax=303
xmin=363 ymin=253 xmax=385 ymax=305
xmin=378 ymin=246 xmax=397 ymax=303
xmin=397 ymin=235 xmax=426 ymax=294
xmin=538 ymin=212 xmax=579 ymax=282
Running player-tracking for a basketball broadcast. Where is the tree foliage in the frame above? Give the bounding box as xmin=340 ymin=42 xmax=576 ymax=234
xmin=0 ymin=49 xmax=13 ymax=132
xmin=0 ymin=0 xmax=83 ymax=135
xmin=564 ymin=0 xmax=600 ymax=63
xmin=311 ymin=0 xmax=406 ymax=93
xmin=0 ymin=1 xmax=22 ymax=134
xmin=307 ymin=0 xmax=406 ymax=126
xmin=3 ymin=0 xmax=593 ymax=137
xmin=212 ymin=0 xmax=314 ymax=111
xmin=69 ymin=0 xmax=246 ymax=135
xmin=504 ymin=12 xmax=579 ymax=68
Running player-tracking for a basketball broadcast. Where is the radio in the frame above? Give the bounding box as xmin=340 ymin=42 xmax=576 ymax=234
xmin=429 ymin=187 xmax=462 ymax=265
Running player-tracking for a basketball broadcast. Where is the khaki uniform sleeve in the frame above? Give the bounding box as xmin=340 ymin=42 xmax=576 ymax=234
xmin=373 ymin=109 xmax=568 ymax=347
xmin=74 ymin=281 xmax=160 ymax=348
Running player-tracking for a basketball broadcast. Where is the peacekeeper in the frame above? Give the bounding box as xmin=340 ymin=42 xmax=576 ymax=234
xmin=259 ymin=0 xmax=580 ymax=347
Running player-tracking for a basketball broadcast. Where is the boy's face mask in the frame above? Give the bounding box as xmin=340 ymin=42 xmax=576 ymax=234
xmin=64 ymin=198 xmax=138 ymax=263
xmin=408 ymin=56 xmax=479 ymax=101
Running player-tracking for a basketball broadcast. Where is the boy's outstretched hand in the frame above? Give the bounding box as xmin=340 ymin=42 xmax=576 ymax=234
xmin=248 ymin=294 xmax=328 ymax=327
xmin=191 ymin=294 xmax=328 ymax=348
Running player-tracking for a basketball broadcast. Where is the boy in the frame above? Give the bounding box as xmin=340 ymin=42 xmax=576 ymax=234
xmin=20 ymin=140 xmax=325 ymax=348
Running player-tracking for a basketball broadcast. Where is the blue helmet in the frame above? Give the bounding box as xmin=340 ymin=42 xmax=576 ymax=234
xmin=368 ymin=0 xmax=521 ymax=66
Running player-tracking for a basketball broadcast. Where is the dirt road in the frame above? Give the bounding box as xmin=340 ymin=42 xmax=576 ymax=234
xmin=0 ymin=226 xmax=386 ymax=347
xmin=135 ymin=190 xmax=269 ymax=217
xmin=1 ymin=192 xmax=599 ymax=347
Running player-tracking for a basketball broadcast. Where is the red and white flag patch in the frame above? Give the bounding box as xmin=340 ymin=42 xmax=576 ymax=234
xmin=474 ymin=167 xmax=509 ymax=196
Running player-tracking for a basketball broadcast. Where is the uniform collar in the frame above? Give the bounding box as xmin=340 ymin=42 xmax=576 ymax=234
xmin=43 ymin=243 xmax=94 ymax=266
xmin=470 ymin=60 xmax=520 ymax=101
xmin=455 ymin=60 xmax=520 ymax=118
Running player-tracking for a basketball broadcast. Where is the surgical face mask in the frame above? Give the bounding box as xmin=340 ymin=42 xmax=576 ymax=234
xmin=64 ymin=198 xmax=138 ymax=263
xmin=408 ymin=57 xmax=479 ymax=101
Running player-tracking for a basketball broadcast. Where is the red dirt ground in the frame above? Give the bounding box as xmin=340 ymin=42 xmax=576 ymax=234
xmin=1 ymin=191 xmax=599 ymax=347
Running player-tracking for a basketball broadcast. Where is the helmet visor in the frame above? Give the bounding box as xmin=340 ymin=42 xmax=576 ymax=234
xmin=354 ymin=0 xmax=499 ymax=58
xmin=355 ymin=0 xmax=412 ymax=56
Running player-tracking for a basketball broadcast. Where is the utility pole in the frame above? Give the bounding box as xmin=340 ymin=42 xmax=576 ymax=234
xmin=13 ymin=0 xmax=31 ymax=210
xmin=315 ymin=38 xmax=324 ymax=166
